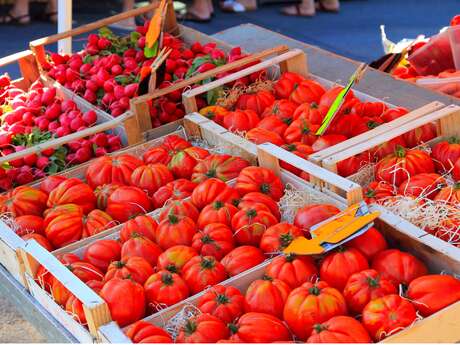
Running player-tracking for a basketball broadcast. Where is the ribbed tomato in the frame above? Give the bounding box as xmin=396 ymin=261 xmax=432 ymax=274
xmin=434 ymin=183 xmax=460 ymax=204
xmin=311 ymin=134 xmax=347 ymax=152
xmin=43 ymin=203 xmax=82 ymax=226
xmin=246 ymin=127 xmax=285 ymax=146
xmin=223 ymin=109 xmax=260 ymax=132
xmin=363 ymin=181 xmax=395 ymax=204
xmin=231 ymin=205 xmax=278 ymax=246
xmin=265 ymin=254 xmax=318 ymax=289
xmin=352 ymin=101 xmax=387 ymax=117
xmin=82 ymin=209 xmax=114 ymax=238
xmin=261 ymin=99 xmax=298 ymax=122
xmin=14 ymin=215 xmax=44 ymax=236
xmin=100 ymin=278 xmax=146 ymax=327
xmin=39 ymin=175 xmax=67 ymax=195
xmin=105 ymin=256 xmax=154 ymax=285
xmin=85 ymin=154 xmax=143 ymax=189
xmin=0 ymin=186 xmax=48 ymax=217
xmin=168 ymin=146 xmax=210 ymax=180
xmin=176 ymin=313 xmax=229 ymax=343
xmin=120 ymin=215 xmax=158 ymax=243
xmin=229 ymin=312 xmax=291 ymax=342
xmin=284 ymin=117 xmax=319 ymax=145
xmin=238 ymin=192 xmax=281 ymax=220
xmin=283 ymin=281 xmax=347 ymax=340
xmin=83 ymin=239 xmax=121 ymax=271
xmin=370 ymin=136 xmax=407 ymax=160
xmin=336 ymin=152 xmax=370 ymax=177
xmin=362 ymin=294 xmax=417 ymax=341
xmin=121 ymin=234 xmax=162 ymax=266
xmin=407 ymin=274 xmax=460 ymax=316
xmin=106 ymin=186 xmax=151 ymax=222
xmin=197 ymin=201 xmax=238 ymax=228
xmin=151 ymin=179 xmax=197 ymax=209
xmin=372 ymin=249 xmax=428 ymax=286
xmin=403 ymin=123 xmax=437 ymax=148
xmin=192 ymin=154 xmax=250 ymax=184
xmin=197 ymin=285 xmax=245 ymax=324
xmin=244 ymin=276 xmax=291 ymax=318
xmin=320 ymin=247 xmax=369 ymax=290
xmin=347 ymin=227 xmax=388 ymax=259
xmin=45 ymin=212 xmax=83 ymax=248
xmin=274 ymin=72 xmax=306 ymax=99
xmin=398 ymin=173 xmax=446 ymax=199
xmin=192 ymin=223 xmax=235 ymax=260
xmin=142 ymin=146 xmax=170 ymax=166
xmin=256 ymin=116 xmax=289 ymax=137
xmin=199 ymin=105 xmax=228 ymax=125
xmin=343 ymin=269 xmax=397 ymax=314
xmin=130 ymin=163 xmax=174 ymax=196
xmin=67 ymin=261 xmax=104 ymax=282
xmin=160 ymin=134 xmax=192 ymax=153
xmin=432 ymin=136 xmax=460 ymax=172
xmin=157 ymin=245 xmax=198 ymax=273
xmin=47 ymin=178 xmax=95 ymax=214
xmin=144 ymin=270 xmax=189 ymax=307
xmin=159 ymin=200 xmax=200 ymax=222
xmin=293 ymin=102 xmax=326 ymax=125
xmin=381 ymin=107 xmax=408 ymax=122
xmin=290 ymin=79 xmax=326 ymax=105
xmin=260 ymin=222 xmax=303 ymax=253
xmin=65 ymin=280 xmax=104 ymax=325
xmin=280 ymin=142 xmax=314 ymax=175
xmin=182 ymin=256 xmax=228 ymax=294
xmin=94 ymin=183 xmax=122 ymax=210
xmin=126 ymin=320 xmax=173 ymax=343
xmin=221 ymin=246 xmax=265 ymax=277
xmin=22 ymin=233 xmax=53 ymax=251
xmin=294 ymin=204 xmax=340 ymax=233
xmin=235 ymin=166 xmax=284 ymax=201
xmin=375 ymin=147 xmax=435 ymax=187
xmin=319 ymin=86 xmax=355 ymax=109
xmin=191 ymin=178 xmax=240 ymax=210
xmin=236 ymin=90 xmax=275 ymax=115
xmin=155 ymin=215 xmax=197 ymax=250
xmin=307 ymin=316 xmax=372 ymax=343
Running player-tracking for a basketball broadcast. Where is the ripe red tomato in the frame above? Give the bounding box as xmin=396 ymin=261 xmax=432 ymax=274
xmin=45 ymin=211 xmax=83 ymax=248
xmin=244 ymin=276 xmax=291 ymax=318
xmin=14 ymin=215 xmax=45 ymax=236
xmin=85 ymin=154 xmax=142 ymax=189
xmin=155 ymin=215 xmax=197 ymax=250
xmin=261 ymin=99 xmax=298 ymax=123
xmin=403 ymin=123 xmax=437 ymax=148
xmin=352 ymin=101 xmax=387 ymax=118
xmin=284 ymin=117 xmax=319 ymax=145
xmin=130 ymin=163 xmax=174 ymax=196
xmin=265 ymin=253 xmax=318 ymax=289
xmin=82 ymin=209 xmax=113 ymax=238
xmin=176 ymin=313 xmax=229 ymax=343
xmin=451 ymin=14 xmax=460 ymax=26
xmin=229 ymin=312 xmax=291 ymax=343
xmin=238 ymin=192 xmax=281 ymax=220
xmin=236 ymin=90 xmax=275 ymax=115
xmin=274 ymin=72 xmax=306 ymax=99
xmin=290 ymin=80 xmax=326 ymax=105
xmin=432 ymin=137 xmax=460 ymax=172
xmin=363 ymin=181 xmax=395 ymax=204
xmin=372 ymin=249 xmax=428 ymax=286
xmin=380 ymin=107 xmax=408 ymax=122
xmin=121 ymin=234 xmax=162 ymax=267
xmin=311 ymin=134 xmax=347 ymax=152
xmin=223 ymin=109 xmax=260 ymax=132
xmin=307 ymin=315 xmax=372 ymax=343
xmin=319 ymin=86 xmax=355 ymax=110
xmin=260 ymin=222 xmax=302 ymax=253
xmin=398 ymin=173 xmax=446 ymax=199
xmin=434 ymin=183 xmax=460 ymax=204
xmin=375 ymin=147 xmax=435 ymax=187
xmin=235 ymin=166 xmax=284 ymax=201
xmin=256 ymin=115 xmax=289 ymax=137
xmin=151 ymin=179 xmax=197 ymax=209
xmin=343 ymin=269 xmax=397 ymax=314
xmin=370 ymin=136 xmax=407 ymax=161
xmin=231 ymin=205 xmax=278 ymax=246
xmin=157 ymin=245 xmax=198 ymax=273
xmin=182 ymin=256 xmax=227 ymax=294
xmin=362 ymin=294 xmax=417 ymax=341
xmin=197 ymin=201 xmax=238 ymax=228
xmin=65 ymin=280 xmax=104 ymax=325
xmin=144 ymin=270 xmax=189 ymax=308
xmin=47 ymin=178 xmax=96 ymax=214
xmin=119 ymin=215 xmax=158 ymax=243
xmin=192 ymin=154 xmax=250 ymax=184
xmin=100 ymin=278 xmax=146 ymax=327
xmin=320 ymin=247 xmax=369 ymax=290
xmin=0 ymin=186 xmax=48 ymax=217
xmin=22 ymin=233 xmax=53 ymax=251
xmin=246 ymin=127 xmax=285 ymax=146
xmin=94 ymin=183 xmax=122 ymax=210
xmin=105 ymin=256 xmax=154 ymax=285
xmin=197 ymin=285 xmax=245 ymax=324
xmin=192 ymin=223 xmax=234 ymax=260
xmin=159 ymin=199 xmax=199 ymax=222
xmin=191 ymin=178 xmax=240 ymax=210
xmin=280 ymin=142 xmax=314 ymax=175
xmin=283 ymin=281 xmax=347 ymax=340
xmin=106 ymin=186 xmax=151 ymax=222
xmin=126 ymin=320 xmax=173 ymax=343
xmin=336 ymin=153 xmax=371 ymax=177
xmin=294 ymin=204 xmax=340 ymax=233
xmin=407 ymin=274 xmax=460 ymax=316
xmin=221 ymin=245 xmax=265 ymax=277
xmin=293 ymin=102 xmax=326 ymax=125
xmin=83 ymin=239 xmax=121 ymax=271
xmin=168 ymin=146 xmax=210 ymax=180
xmin=40 ymin=175 xmax=67 ymax=195
xmin=347 ymin=227 xmax=388 ymax=259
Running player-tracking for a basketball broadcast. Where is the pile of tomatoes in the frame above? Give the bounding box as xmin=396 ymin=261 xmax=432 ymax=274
xmin=34 ymin=162 xmax=291 ymax=329
xmin=123 ymin=214 xmax=460 ymax=343
xmin=0 ymin=75 xmax=123 ymax=190
xmin=199 ymin=71 xmax=409 ymax=179
xmin=0 ymin=134 xmax=253 ymax=251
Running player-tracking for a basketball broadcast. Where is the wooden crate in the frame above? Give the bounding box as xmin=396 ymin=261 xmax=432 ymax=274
xmin=181 ymin=48 xmax=445 ymax=168
xmin=97 ymin=166 xmax=460 ymax=343
xmin=0 ymin=50 xmax=40 ymax=89
xmin=28 ymin=0 xmax=288 ymax=134
xmin=322 ymin=104 xmax=460 ymax=253
xmin=18 ymin=115 xmax=363 ymax=342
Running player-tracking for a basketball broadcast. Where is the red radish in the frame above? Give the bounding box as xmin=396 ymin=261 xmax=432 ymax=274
xmin=36 ymin=156 xmax=50 ymax=170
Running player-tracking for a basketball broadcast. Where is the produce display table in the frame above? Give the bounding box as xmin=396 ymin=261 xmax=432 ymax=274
xmin=0 ymin=23 xmax=459 ymax=343
xmin=213 ymin=24 xmax=460 ymax=109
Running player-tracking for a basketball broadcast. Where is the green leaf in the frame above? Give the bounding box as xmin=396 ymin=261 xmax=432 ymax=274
xmin=99 ymin=27 xmax=113 ymax=38
xmin=83 ymin=55 xmax=96 ymax=65
xmin=206 ymin=86 xmax=224 ymax=106
xmin=130 ymin=31 xmax=141 ymax=46
xmin=185 ymin=55 xmax=212 ymax=78
xmin=96 ymin=88 xmax=105 ymax=99
xmin=46 ymin=162 xmax=59 ymax=174
xmin=144 ymin=41 xmax=159 ymax=59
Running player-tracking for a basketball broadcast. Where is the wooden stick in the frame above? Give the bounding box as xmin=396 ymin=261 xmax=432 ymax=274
xmin=0 ymin=50 xmax=35 ymax=67
xmin=148 ymin=47 xmax=172 ymax=93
